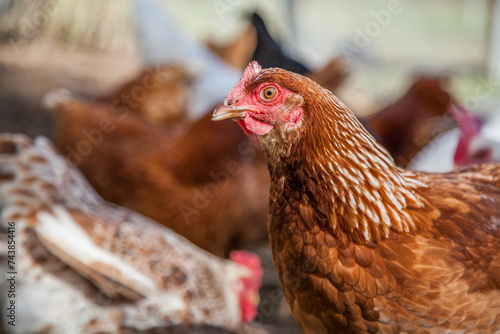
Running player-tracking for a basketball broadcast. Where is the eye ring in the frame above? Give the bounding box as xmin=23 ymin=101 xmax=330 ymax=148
xmin=261 ymin=86 xmax=278 ymax=100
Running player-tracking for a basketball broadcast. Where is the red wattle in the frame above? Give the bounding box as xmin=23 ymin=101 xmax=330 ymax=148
xmin=239 ymin=115 xmax=274 ymax=136
xmin=236 ymin=120 xmax=253 ymax=136
xmin=240 ymin=292 xmax=257 ymax=322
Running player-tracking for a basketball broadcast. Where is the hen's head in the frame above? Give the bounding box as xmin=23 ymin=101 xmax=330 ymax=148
xmin=212 ymin=61 xmax=305 ymax=136
xmin=213 ymin=61 xmax=365 ymax=164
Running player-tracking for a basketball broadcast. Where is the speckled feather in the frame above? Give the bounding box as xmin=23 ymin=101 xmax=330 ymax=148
xmin=0 ymin=134 xmax=258 ymax=333
xmin=226 ymin=65 xmax=500 ymax=333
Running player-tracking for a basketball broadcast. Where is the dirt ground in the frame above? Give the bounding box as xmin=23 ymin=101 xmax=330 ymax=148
xmin=0 ymin=42 xmax=302 ymax=334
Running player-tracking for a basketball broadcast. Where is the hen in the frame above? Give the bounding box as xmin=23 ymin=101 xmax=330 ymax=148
xmin=361 ymin=76 xmax=452 ymax=167
xmin=99 ymin=64 xmax=192 ymax=125
xmin=213 ymin=62 xmax=500 ymax=333
xmin=46 ymin=91 xmax=269 ymax=257
xmin=0 ymin=134 xmax=262 ymax=333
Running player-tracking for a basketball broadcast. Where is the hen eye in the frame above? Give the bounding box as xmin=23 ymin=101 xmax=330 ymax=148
xmin=261 ymin=87 xmax=277 ymax=100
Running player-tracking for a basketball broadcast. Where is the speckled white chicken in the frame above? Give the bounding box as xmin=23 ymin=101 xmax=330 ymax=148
xmin=0 ymin=134 xmax=262 ymax=334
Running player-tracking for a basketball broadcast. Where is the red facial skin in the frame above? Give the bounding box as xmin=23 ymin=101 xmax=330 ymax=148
xmin=222 ymin=65 xmax=303 ymax=136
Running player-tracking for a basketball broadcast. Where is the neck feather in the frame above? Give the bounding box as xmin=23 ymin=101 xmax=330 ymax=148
xmin=264 ymin=90 xmax=427 ymax=243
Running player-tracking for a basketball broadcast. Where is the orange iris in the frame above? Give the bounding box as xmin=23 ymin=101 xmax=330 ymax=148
xmin=261 ymin=86 xmax=277 ymax=100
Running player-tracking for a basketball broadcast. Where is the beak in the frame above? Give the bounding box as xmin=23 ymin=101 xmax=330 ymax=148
xmin=212 ymin=102 xmax=253 ymax=121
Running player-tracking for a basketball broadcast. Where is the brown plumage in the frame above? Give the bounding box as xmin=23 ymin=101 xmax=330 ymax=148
xmin=213 ymin=62 xmax=500 ymax=333
xmin=46 ymin=91 xmax=269 ymax=257
xmin=362 ymin=76 xmax=452 ymax=167
xmin=99 ymin=64 xmax=192 ymax=125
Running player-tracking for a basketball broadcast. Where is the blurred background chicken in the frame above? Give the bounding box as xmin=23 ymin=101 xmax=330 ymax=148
xmin=0 ymin=134 xmax=263 ymax=333
xmin=1 ymin=0 xmax=500 ymax=333
xmin=409 ymin=103 xmax=500 ymax=172
xmin=360 ymin=75 xmax=454 ymax=167
xmin=99 ymin=64 xmax=193 ymax=125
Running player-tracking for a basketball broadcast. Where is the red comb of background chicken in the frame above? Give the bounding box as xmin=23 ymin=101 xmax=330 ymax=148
xmin=450 ymin=103 xmax=492 ymax=166
xmin=229 ymin=250 xmax=263 ymax=322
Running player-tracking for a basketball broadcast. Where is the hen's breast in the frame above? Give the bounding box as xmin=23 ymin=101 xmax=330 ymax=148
xmin=269 ymin=187 xmax=500 ymax=333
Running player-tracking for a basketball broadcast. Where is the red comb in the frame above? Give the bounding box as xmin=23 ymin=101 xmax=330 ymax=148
xmin=229 ymin=250 xmax=263 ymax=323
xmin=230 ymin=250 xmax=262 ymax=274
xmin=242 ymin=61 xmax=262 ymax=81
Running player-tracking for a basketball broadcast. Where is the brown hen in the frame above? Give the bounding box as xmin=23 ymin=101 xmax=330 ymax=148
xmin=362 ymin=76 xmax=452 ymax=167
xmin=46 ymin=91 xmax=269 ymax=257
xmin=213 ymin=62 xmax=500 ymax=333
xmin=99 ymin=64 xmax=192 ymax=125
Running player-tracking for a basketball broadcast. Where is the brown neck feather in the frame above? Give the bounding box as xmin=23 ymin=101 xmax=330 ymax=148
xmin=259 ymin=73 xmax=426 ymax=243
